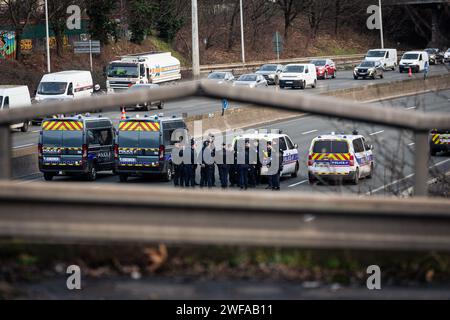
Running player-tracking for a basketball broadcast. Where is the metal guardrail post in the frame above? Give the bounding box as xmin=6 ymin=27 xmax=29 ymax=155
xmin=414 ymin=131 xmax=429 ymax=196
xmin=0 ymin=125 xmax=11 ymax=180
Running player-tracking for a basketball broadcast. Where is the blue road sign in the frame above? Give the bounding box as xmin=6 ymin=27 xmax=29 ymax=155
xmin=222 ymin=99 xmax=229 ymax=110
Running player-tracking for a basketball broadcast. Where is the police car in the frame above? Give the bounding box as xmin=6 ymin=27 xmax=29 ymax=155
xmin=115 ymin=114 xmax=186 ymax=182
xmin=38 ymin=115 xmax=115 ymax=181
xmin=430 ymin=129 xmax=450 ymax=156
xmin=307 ymin=132 xmax=374 ymax=184
xmin=233 ymin=132 xmax=300 ymax=178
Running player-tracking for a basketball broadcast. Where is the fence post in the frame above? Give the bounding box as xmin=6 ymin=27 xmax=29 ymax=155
xmin=414 ymin=131 xmax=429 ymax=197
xmin=0 ymin=125 xmax=11 ymax=180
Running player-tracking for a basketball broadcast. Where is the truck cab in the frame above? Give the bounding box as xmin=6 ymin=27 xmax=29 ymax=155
xmin=38 ymin=115 xmax=115 ymax=181
xmin=115 ymin=115 xmax=186 ymax=182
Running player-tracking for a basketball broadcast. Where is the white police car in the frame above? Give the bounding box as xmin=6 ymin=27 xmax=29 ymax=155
xmin=307 ymin=132 xmax=374 ymax=184
xmin=233 ymin=132 xmax=300 ymax=178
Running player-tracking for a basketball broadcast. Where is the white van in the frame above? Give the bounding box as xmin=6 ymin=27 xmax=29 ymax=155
xmin=365 ymin=49 xmax=397 ymax=70
xmin=35 ymin=70 xmax=94 ymax=103
xmin=0 ymin=85 xmax=32 ymax=132
xmin=279 ymin=64 xmax=317 ymax=89
xmin=399 ymin=51 xmax=429 ymax=73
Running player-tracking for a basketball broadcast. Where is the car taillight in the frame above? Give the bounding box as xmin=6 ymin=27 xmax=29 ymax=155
xmin=114 ymin=144 xmax=119 ymax=160
xmin=159 ymin=145 xmax=165 ymax=161
xmin=349 ymin=154 xmax=355 ymax=166
xmin=308 ymin=155 xmax=313 ymax=166
xmin=38 ymin=143 xmax=43 ymax=159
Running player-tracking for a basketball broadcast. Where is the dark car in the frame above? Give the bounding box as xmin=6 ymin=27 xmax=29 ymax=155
xmin=424 ymin=48 xmax=444 ymax=65
xmin=353 ymin=60 xmax=384 ymax=80
xmin=39 ymin=115 xmax=115 ymax=181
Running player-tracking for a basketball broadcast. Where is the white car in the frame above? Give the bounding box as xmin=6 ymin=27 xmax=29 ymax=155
xmin=399 ymin=51 xmax=429 ymax=73
xmin=307 ymin=132 xmax=374 ymax=185
xmin=232 ymin=74 xmax=268 ymax=88
xmin=279 ymin=64 xmax=317 ymax=90
xmin=233 ymin=132 xmax=300 ymax=178
xmin=0 ymin=85 xmax=32 ymax=132
xmin=444 ymin=48 xmax=450 ymax=63
xmin=365 ymin=49 xmax=398 ymax=70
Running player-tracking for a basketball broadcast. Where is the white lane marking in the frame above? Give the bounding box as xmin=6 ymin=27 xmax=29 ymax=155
xmin=367 ymin=159 xmax=450 ymax=195
xmin=13 ymin=143 xmax=35 ymax=149
xmin=405 ymin=106 xmax=416 ymax=110
xmin=369 ymin=130 xmax=384 ymax=136
xmin=32 ymin=130 xmax=40 ymax=133
xmin=408 ymin=142 xmax=415 ymax=146
xmin=302 ymin=129 xmax=318 ymax=135
xmin=289 ymin=180 xmax=308 ymax=188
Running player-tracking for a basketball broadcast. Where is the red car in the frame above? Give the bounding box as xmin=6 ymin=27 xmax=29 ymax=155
xmin=311 ymin=59 xmax=336 ymax=80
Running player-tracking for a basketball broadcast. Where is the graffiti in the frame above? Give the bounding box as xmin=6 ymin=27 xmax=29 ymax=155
xmin=0 ymin=31 xmax=16 ymax=60
xmin=20 ymin=39 xmax=33 ymax=51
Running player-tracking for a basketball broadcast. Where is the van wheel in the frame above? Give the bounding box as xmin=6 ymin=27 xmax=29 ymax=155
xmin=430 ymin=149 xmax=437 ymax=156
xmin=291 ymin=162 xmax=299 ymax=178
xmin=367 ymin=163 xmax=374 ymax=179
xmin=300 ymin=81 xmax=306 ymax=90
xmin=380 ymin=73 xmax=384 ymax=79
xmin=308 ymin=172 xmax=316 ymax=184
xmin=119 ymin=174 xmax=128 ymax=182
xmin=353 ymin=75 xmax=358 ymax=80
xmin=158 ymin=101 xmax=164 ymax=109
xmin=312 ymin=80 xmax=317 ymax=89
xmin=43 ymin=173 xmax=54 ymax=181
xmin=163 ymin=165 xmax=173 ymax=182
xmin=87 ymin=165 xmax=97 ymax=181
xmin=352 ymin=169 xmax=360 ymax=185
xmin=21 ymin=121 xmax=29 ymax=132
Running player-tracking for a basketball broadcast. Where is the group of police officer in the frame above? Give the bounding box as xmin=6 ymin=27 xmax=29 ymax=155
xmin=173 ymin=135 xmax=284 ymax=191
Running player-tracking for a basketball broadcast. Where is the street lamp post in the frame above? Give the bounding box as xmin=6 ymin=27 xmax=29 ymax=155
xmin=191 ymin=0 xmax=200 ymax=78
xmin=44 ymin=0 xmax=51 ymax=73
xmin=379 ymin=0 xmax=384 ymax=49
xmin=240 ymin=0 xmax=245 ymax=65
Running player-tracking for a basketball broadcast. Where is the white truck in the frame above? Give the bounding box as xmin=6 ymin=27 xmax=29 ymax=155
xmin=365 ymin=49 xmax=398 ymax=70
xmin=106 ymin=52 xmax=181 ymax=93
xmin=0 ymin=85 xmax=32 ymax=132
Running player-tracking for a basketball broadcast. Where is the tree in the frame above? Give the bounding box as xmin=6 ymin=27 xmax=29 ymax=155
xmin=128 ymin=0 xmax=158 ymax=44
xmin=156 ymin=0 xmax=184 ymax=43
xmin=0 ymin=0 xmax=38 ymax=60
xmin=276 ymin=0 xmax=304 ymax=40
xmin=47 ymin=0 xmax=74 ymax=57
xmin=85 ymin=0 xmax=119 ymax=45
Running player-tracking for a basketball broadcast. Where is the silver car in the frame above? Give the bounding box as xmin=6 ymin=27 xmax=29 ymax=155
xmin=232 ymin=74 xmax=268 ymax=88
xmin=255 ymin=64 xmax=283 ymax=85
xmin=207 ymin=71 xmax=235 ymax=84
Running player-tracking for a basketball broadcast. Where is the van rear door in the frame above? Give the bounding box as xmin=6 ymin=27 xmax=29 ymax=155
xmin=311 ymin=140 xmax=351 ymax=172
xmin=41 ymin=120 xmax=84 ymax=166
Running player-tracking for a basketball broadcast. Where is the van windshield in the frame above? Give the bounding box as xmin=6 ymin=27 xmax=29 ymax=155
xmin=42 ymin=131 xmax=83 ymax=148
xmin=38 ymin=82 xmax=67 ymax=95
xmin=108 ymin=63 xmax=139 ymax=78
xmin=367 ymin=50 xmax=386 ymax=58
xmin=119 ymin=131 xmax=160 ymax=148
xmin=403 ymin=53 xmax=419 ymax=60
xmin=284 ymin=65 xmax=304 ymax=73
xmin=313 ymin=140 xmax=349 ymax=153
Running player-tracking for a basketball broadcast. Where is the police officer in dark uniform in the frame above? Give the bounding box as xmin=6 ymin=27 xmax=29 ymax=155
xmin=173 ymin=141 xmax=185 ymax=187
xmin=217 ymin=143 xmax=230 ymax=188
xmin=238 ymin=139 xmax=251 ymax=190
xmin=266 ymin=140 xmax=284 ymax=191
xmin=183 ymin=139 xmax=197 ymax=187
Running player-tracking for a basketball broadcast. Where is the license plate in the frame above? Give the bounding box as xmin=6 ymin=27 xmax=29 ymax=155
xmin=285 ymin=81 xmax=293 ymax=84
xmin=121 ymin=157 xmax=136 ymax=163
xmin=316 ymin=163 xmax=329 ymax=168
xmin=44 ymin=157 xmax=60 ymax=162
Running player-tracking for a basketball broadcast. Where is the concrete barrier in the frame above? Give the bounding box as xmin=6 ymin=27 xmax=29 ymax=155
xmin=324 ymin=73 xmax=450 ymax=102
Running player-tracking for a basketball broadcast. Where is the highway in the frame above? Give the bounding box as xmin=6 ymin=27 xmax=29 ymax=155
xmin=13 ymin=65 xmax=450 ymax=196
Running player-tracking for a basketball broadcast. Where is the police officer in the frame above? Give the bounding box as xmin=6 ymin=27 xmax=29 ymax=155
xmin=266 ymin=140 xmax=284 ymax=191
xmin=238 ymin=139 xmax=251 ymax=190
xmin=173 ymin=141 xmax=185 ymax=187
xmin=183 ymin=139 xmax=197 ymax=187
xmin=201 ymin=140 xmax=215 ymax=188
xmin=217 ymin=143 xmax=229 ymax=188
xmin=209 ymin=134 xmax=217 ymax=187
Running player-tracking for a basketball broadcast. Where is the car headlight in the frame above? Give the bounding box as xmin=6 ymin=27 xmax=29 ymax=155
xmin=249 ymin=84 xmax=255 ymax=88
xmin=268 ymin=74 xmax=275 ymax=79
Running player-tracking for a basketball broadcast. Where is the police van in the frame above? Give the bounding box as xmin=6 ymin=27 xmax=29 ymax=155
xmin=115 ymin=115 xmax=186 ymax=182
xmin=233 ymin=132 xmax=300 ymax=178
xmin=307 ymin=133 xmax=374 ymax=184
xmin=39 ymin=115 xmax=115 ymax=181
xmin=430 ymin=129 xmax=450 ymax=156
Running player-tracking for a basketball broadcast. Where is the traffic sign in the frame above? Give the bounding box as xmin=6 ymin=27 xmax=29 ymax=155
xmin=222 ymin=99 xmax=229 ymax=110
xmin=74 ymin=40 xmax=101 ymax=54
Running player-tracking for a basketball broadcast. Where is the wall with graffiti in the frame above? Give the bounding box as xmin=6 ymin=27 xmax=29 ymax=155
xmin=0 ymin=31 xmax=16 ymax=60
